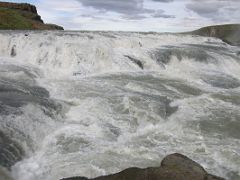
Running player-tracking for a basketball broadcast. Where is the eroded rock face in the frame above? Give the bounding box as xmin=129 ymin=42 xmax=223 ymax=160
xmin=0 ymin=2 xmax=37 ymax=14
xmin=191 ymin=24 xmax=240 ymax=46
xmin=61 ymin=153 xmax=225 ymax=180
xmin=0 ymin=2 xmax=64 ymax=30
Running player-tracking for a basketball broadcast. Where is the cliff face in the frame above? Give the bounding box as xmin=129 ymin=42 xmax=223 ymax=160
xmin=0 ymin=2 xmax=37 ymax=13
xmin=0 ymin=2 xmax=64 ymax=30
xmin=191 ymin=24 xmax=240 ymax=46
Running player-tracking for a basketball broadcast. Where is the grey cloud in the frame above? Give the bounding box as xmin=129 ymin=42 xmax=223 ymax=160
xmin=186 ymin=0 xmax=240 ymax=22
xmin=152 ymin=10 xmax=175 ymax=18
xmin=186 ymin=2 xmax=224 ymax=15
xmin=191 ymin=0 xmax=236 ymax=1
xmin=152 ymin=0 xmax=174 ymax=2
xmin=76 ymin=0 xmax=153 ymax=15
xmin=76 ymin=0 xmax=174 ymax=20
xmin=122 ymin=14 xmax=148 ymax=20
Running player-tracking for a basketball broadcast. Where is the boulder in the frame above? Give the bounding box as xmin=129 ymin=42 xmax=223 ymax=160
xmin=61 ymin=153 xmax=224 ymax=180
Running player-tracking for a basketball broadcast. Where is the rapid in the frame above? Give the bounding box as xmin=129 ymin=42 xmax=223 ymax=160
xmin=0 ymin=31 xmax=240 ymax=180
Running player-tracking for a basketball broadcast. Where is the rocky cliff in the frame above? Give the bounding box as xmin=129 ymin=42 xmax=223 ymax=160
xmin=0 ymin=2 xmax=64 ymax=30
xmin=61 ymin=154 xmax=224 ymax=180
xmin=191 ymin=24 xmax=240 ymax=46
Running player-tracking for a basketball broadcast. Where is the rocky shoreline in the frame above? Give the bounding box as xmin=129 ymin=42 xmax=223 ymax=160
xmin=191 ymin=24 xmax=240 ymax=46
xmin=61 ymin=153 xmax=224 ymax=180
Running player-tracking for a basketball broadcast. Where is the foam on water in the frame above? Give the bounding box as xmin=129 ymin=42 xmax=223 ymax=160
xmin=0 ymin=31 xmax=239 ymax=180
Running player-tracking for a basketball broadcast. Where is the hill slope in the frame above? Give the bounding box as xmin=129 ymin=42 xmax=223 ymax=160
xmin=191 ymin=24 xmax=240 ymax=46
xmin=0 ymin=2 xmax=63 ymax=30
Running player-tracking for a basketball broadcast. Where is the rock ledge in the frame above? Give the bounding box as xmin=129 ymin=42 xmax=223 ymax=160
xmin=191 ymin=24 xmax=240 ymax=46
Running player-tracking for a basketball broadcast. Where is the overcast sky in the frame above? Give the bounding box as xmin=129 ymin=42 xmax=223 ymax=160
xmin=4 ymin=0 xmax=240 ymax=32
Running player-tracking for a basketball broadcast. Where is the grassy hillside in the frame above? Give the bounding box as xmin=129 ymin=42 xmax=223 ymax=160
xmin=0 ymin=2 xmax=63 ymax=30
xmin=0 ymin=7 xmax=32 ymax=29
xmin=191 ymin=24 xmax=240 ymax=46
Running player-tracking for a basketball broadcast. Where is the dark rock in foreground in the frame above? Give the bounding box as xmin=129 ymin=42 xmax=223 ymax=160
xmin=191 ymin=24 xmax=240 ymax=46
xmin=61 ymin=153 xmax=224 ymax=180
xmin=0 ymin=131 xmax=24 ymax=169
xmin=0 ymin=166 xmax=13 ymax=180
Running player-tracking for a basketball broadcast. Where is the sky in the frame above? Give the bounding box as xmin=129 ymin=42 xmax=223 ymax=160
xmin=3 ymin=0 xmax=240 ymax=32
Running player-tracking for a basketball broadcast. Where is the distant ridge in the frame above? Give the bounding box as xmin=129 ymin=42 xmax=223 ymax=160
xmin=0 ymin=1 xmax=64 ymax=30
xmin=191 ymin=24 xmax=240 ymax=46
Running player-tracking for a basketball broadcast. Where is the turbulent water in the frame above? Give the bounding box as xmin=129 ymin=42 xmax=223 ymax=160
xmin=0 ymin=31 xmax=240 ymax=180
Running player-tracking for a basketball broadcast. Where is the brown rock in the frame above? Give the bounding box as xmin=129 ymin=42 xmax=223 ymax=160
xmin=61 ymin=153 xmax=224 ymax=180
xmin=0 ymin=2 xmax=37 ymax=13
xmin=160 ymin=153 xmax=207 ymax=179
xmin=191 ymin=24 xmax=240 ymax=46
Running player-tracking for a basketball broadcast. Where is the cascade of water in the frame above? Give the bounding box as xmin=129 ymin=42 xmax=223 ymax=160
xmin=0 ymin=31 xmax=239 ymax=180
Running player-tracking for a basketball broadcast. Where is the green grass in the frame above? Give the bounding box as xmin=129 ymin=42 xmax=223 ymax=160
xmin=0 ymin=7 xmax=33 ymax=29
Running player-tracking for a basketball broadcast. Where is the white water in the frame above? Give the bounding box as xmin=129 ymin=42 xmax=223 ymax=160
xmin=0 ymin=31 xmax=240 ymax=180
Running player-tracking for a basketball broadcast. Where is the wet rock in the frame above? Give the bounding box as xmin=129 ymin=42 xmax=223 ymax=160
xmin=0 ymin=131 xmax=24 ymax=169
xmin=61 ymin=153 xmax=224 ymax=180
xmin=124 ymin=55 xmax=144 ymax=69
xmin=11 ymin=45 xmax=16 ymax=57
